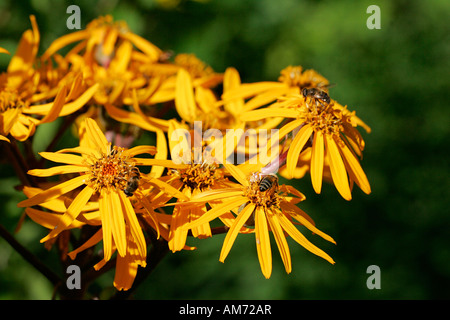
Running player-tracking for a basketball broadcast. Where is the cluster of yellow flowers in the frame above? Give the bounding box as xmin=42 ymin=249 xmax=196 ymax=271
xmin=1 ymin=15 xmax=371 ymax=293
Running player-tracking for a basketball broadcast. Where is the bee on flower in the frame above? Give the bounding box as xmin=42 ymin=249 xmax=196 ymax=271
xmin=17 ymin=118 xmax=186 ymax=290
xmin=183 ymin=163 xmax=336 ymax=279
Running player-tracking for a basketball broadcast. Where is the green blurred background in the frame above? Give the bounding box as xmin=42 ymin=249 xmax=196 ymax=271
xmin=0 ymin=0 xmax=449 ymax=299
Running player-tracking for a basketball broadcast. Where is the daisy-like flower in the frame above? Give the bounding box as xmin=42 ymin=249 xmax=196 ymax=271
xmin=162 ymin=120 xmax=238 ymax=252
xmin=17 ymin=118 xmax=183 ymax=269
xmin=221 ymin=65 xmax=329 ymax=112
xmin=0 ymin=16 xmax=97 ymax=142
xmin=241 ymin=93 xmax=371 ymax=200
xmin=183 ymin=164 xmax=335 ymax=279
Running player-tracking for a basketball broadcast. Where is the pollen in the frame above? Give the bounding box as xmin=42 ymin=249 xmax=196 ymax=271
xmin=278 ymin=66 xmax=329 ymax=90
xmin=86 ymin=144 xmax=136 ymax=193
xmin=244 ymin=172 xmax=280 ymax=209
xmin=173 ymin=161 xmax=221 ymax=191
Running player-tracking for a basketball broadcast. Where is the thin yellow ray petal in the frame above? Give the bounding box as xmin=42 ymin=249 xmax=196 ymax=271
xmin=22 ymin=84 xmax=98 ymax=116
xmin=267 ymin=211 xmax=291 ymax=274
xmin=122 ymin=145 xmax=156 ymax=157
xmin=110 ymin=40 xmax=132 ymax=72
xmin=17 ymin=175 xmax=86 ymax=208
xmin=109 ymin=190 xmax=127 ymax=258
xmin=146 ymin=176 xmax=189 ymax=200
xmin=149 ymin=130 xmax=168 ymax=178
xmin=183 ymin=196 xmax=248 ymax=231
xmin=103 ymin=103 xmax=162 ymax=132
xmin=118 ymin=191 xmax=147 ymax=259
xmin=286 ymin=124 xmax=314 ymax=178
xmin=40 ymin=186 xmax=95 ymax=243
xmin=85 ymin=118 xmax=108 ymax=153
xmin=41 ymin=30 xmax=89 ymax=60
xmin=68 ymin=228 xmax=102 ymax=260
xmin=325 ymin=135 xmax=352 ymax=201
xmin=223 ymin=163 xmax=249 ymax=187
xmin=121 ymin=32 xmax=161 ymax=62
xmin=219 ymin=203 xmax=255 ymax=262
xmin=190 ymin=188 xmax=243 ymax=203
xmin=310 ymin=130 xmax=324 ymax=194
xmin=168 ymin=205 xmax=189 ymax=252
xmin=240 ymin=108 xmax=298 ymax=122
xmin=28 ymin=165 xmax=86 ymax=177
xmin=26 ymin=208 xmax=82 ymax=229
xmin=133 ymin=158 xmax=186 ymax=169
xmin=175 ymin=68 xmax=196 ymax=123
xmin=255 ymin=206 xmax=272 ymax=279
xmin=0 ymin=135 xmax=10 ymax=143
xmin=222 ymin=82 xmax=284 ymax=101
xmin=99 ymin=189 xmax=113 ymax=262
xmin=339 ymin=140 xmax=371 ymax=194
xmin=38 ymin=85 xmax=68 ymax=124
xmin=280 ymin=202 xmax=336 ymax=244
xmin=278 ymin=213 xmax=335 ymax=265
xmin=38 ymin=152 xmax=85 ymax=166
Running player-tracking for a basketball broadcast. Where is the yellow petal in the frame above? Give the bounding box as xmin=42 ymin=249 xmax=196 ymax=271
xmin=17 ymin=174 xmax=87 ymax=208
xmin=240 ymin=107 xmax=298 ymax=122
xmin=85 ymin=118 xmax=108 ymax=154
xmin=222 ymin=81 xmax=284 ymax=101
xmin=280 ymin=202 xmax=336 ymax=244
xmin=255 ymin=206 xmax=272 ymax=279
xmin=286 ymin=124 xmax=314 ymax=178
xmin=0 ymin=135 xmax=10 ymax=143
xmin=278 ymin=211 xmax=335 ymax=264
xmin=118 ymin=191 xmax=147 ymax=259
xmin=68 ymin=228 xmax=102 ymax=260
xmin=175 ymin=68 xmax=197 ymax=123
xmin=219 ymin=202 xmax=255 ymax=262
xmin=26 ymin=208 xmax=84 ymax=230
xmin=169 ymin=205 xmax=190 ymax=252
xmin=28 ymin=165 xmax=86 ymax=177
xmin=339 ymin=138 xmax=371 ymax=195
xmin=109 ymin=190 xmax=127 ymax=258
xmin=183 ymin=196 xmax=248 ymax=231
xmin=40 ymin=186 xmax=94 ymax=243
xmin=189 ymin=187 xmax=243 ymax=203
xmin=325 ymin=135 xmax=352 ymax=200
xmin=149 ymin=130 xmax=168 ymax=178
xmin=121 ymin=32 xmax=161 ymax=62
xmin=42 ymin=30 xmax=89 ymax=60
xmin=38 ymin=85 xmax=68 ymax=124
xmin=38 ymin=152 xmax=85 ymax=166
xmin=310 ymin=130 xmax=324 ymax=194
xmin=123 ymin=145 xmax=156 ymax=157
xmin=99 ymin=189 xmax=113 ymax=261
xmin=267 ymin=211 xmax=291 ymax=274
xmin=223 ymin=163 xmax=249 ymax=187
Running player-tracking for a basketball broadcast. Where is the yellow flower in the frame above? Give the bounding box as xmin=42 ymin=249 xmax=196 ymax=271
xmin=17 ymin=118 xmax=182 ymax=266
xmin=162 ymin=120 xmax=237 ymax=252
xmin=242 ymin=92 xmax=371 ymax=201
xmin=183 ymin=164 xmax=335 ymax=279
xmin=222 ymin=65 xmax=329 ymax=112
xmin=0 ymin=16 xmax=97 ymax=141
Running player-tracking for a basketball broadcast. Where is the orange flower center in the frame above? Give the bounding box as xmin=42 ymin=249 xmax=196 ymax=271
xmin=86 ymin=144 xmax=137 ymax=193
xmin=244 ymin=173 xmax=280 ymax=209
xmin=174 ymin=161 xmax=221 ymax=191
